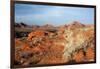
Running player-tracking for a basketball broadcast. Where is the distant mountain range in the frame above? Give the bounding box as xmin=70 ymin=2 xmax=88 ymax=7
xmin=15 ymin=21 xmax=94 ymax=30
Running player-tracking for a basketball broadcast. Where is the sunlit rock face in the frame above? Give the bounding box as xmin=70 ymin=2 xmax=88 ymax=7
xmin=63 ymin=25 xmax=95 ymax=62
xmin=15 ymin=22 xmax=95 ymax=66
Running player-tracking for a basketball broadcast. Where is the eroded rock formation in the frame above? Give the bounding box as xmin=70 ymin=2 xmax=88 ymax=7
xmin=14 ymin=22 xmax=95 ymax=66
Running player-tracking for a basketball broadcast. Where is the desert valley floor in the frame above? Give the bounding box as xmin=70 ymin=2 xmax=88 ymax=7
xmin=14 ymin=21 xmax=95 ymax=66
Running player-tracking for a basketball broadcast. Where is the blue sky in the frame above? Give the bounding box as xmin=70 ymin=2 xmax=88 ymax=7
xmin=15 ymin=4 xmax=94 ymax=26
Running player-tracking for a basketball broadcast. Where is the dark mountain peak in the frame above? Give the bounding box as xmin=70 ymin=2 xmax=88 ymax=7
xmin=67 ymin=21 xmax=85 ymax=30
xmin=71 ymin=21 xmax=83 ymax=25
xmin=15 ymin=22 xmax=30 ymax=28
xmin=20 ymin=22 xmax=27 ymax=27
xmin=43 ymin=24 xmax=53 ymax=27
xmin=69 ymin=21 xmax=85 ymax=26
